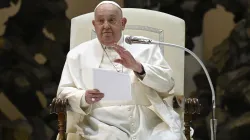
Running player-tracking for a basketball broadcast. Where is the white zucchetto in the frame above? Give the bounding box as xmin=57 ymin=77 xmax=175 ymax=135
xmin=94 ymin=1 xmax=122 ymax=12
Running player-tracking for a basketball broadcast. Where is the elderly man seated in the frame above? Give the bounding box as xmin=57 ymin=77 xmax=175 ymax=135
xmin=57 ymin=1 xmax=184 ymax=140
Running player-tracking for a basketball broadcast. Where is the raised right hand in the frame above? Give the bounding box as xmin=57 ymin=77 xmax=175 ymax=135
xmin=85 ymin=89 xmax=104 ymax=104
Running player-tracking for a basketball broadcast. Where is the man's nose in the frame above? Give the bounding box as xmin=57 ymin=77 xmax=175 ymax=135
xmin=103 ymin=21 xmax=110 ymax=29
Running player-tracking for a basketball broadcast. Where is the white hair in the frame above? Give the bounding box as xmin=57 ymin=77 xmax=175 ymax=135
xmin=94 ymin=1 xmax=122 ymax=13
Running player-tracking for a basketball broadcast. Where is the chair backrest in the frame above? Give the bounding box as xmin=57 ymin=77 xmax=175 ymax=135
xmin=70 ymin=8 xmax=185 ymax=96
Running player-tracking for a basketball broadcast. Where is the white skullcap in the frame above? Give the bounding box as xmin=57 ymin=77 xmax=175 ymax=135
xmin=94 ymin=1 xmax=122 ymax=12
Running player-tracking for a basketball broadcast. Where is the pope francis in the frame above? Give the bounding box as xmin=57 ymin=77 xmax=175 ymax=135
xmin=57 ymin=1 xmax=185 ymax=140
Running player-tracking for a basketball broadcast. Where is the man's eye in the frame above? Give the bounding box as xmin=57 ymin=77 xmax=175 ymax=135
xmin=109 ymin=19 xmax=116 ymax=23
xmin=99 ymin=19 xmax=104 ymax=23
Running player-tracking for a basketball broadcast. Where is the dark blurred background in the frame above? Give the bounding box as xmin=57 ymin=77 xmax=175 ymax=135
xmin=0 ymin=0 xmax=249 ymax=140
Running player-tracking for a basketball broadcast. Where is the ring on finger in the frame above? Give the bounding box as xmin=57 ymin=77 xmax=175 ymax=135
xmin=91 ymin=98 xmax=95 ymax=101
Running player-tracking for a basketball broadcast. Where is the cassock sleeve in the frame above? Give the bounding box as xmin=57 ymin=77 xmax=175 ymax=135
xmin=135 ymin=44 xmax=175 ymax=95
xmin=57 ymin=57 xmax=92 ymax=115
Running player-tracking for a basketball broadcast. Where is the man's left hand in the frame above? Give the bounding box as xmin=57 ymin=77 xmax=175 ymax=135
xmin=113 ymin=43 xmax=143 ymax=73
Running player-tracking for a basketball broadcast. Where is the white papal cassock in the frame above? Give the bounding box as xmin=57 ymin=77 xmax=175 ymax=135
xmin=57 ymin=35 xmax=185 ymax=140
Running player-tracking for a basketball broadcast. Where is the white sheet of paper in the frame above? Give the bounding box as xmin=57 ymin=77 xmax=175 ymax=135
xmin=93 ymin=68 xmax=132 ymax=101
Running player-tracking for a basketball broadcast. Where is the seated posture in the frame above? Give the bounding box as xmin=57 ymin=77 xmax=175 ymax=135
xmin=57 ymin=1 xmax=184 ymax=140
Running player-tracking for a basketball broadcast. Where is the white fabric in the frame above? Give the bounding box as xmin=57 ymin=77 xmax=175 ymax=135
xmin=57 ymin=34 xmax=185 ymax=140
xmin=79 ymin=35 xmax=174 ymax=140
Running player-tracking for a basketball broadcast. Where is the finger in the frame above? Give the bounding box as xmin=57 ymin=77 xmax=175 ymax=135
xmin=114 ymin=59 xmax=124 ymax=64
xmin=113 ymin=49 xmax=129 ymax=60
xmin=113 ymin=50 xmax=125 ymax=60
xmin=113 ymin=43 xmax=122 ymax=48
xmin=87 ymin=89 xmax=100 ymax=94
xmin=90 ymin=96 xmax=103 ymax=103
xmin=120 ymin=50 xmax=133 ymax=58
xmin=93 ymin=89 xmax=100 ymax=92
xmin=113 ymin=46 xmax=122 ymax=55
xmin=113 ymin=44 xmax=128 ymax=53
xmin=86 ymin=98 xmax=92 ymax=104
xmin=90 ymin=93 xmax=104 ymax=98
xmin=94 ymin=97 xmax=103 ymax=102
xmin=91 ymin=95 xmax=104 ymax=100
xmin=113 ymin=44 xmax=126 ymax=53
xmin=113 ymin=43 xmax=126 ymax=50
xmin=113 ymin=45 xmax=131 ymax=58
xmin=87 ymin=97 xmax=96 ymax=104
xmin=120 ymin=52 xmax=131 ymax=59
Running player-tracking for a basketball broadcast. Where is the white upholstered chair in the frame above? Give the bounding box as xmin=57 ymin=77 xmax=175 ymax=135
xmin=70 ymin=8 xmax=185 ymax=97
xmin=51 ymin=8 xmax=200 ymax=140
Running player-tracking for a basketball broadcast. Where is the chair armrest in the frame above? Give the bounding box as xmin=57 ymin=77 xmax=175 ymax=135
xmin=50 ymin=98 xmax=68 ymax=140
xmin=184 ymin=98 xmax=201 ymax=140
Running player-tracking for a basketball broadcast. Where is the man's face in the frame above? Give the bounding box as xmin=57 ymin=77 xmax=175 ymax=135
xmin=92 ymin=4 xmax=127 ymax=46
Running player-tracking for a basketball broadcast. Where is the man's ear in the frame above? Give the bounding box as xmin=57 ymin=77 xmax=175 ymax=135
xmin=121 ymin=17 xmax=127 ymax=30
xmin=92 ymin=20 xmax=95 ymax=26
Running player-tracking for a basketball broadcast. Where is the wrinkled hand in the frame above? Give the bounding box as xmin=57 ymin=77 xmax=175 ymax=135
xmin=113 ymin=43 xmax=143 ymax=73
xmin=85 ymin=89 xmax=104 ymax=104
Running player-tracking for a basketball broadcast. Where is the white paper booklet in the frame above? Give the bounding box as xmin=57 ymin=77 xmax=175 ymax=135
xmin=93 ymin=68 xmax=132 ymax=101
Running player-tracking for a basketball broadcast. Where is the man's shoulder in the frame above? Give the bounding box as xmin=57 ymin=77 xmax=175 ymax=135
xmin=67 ymin=38 xmax=98 ymax=59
